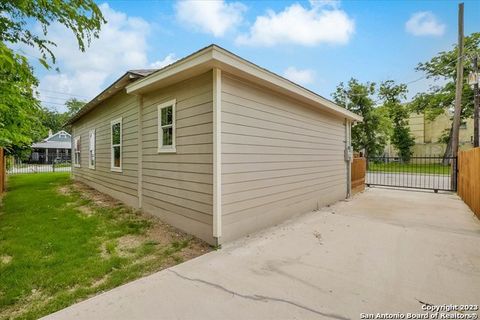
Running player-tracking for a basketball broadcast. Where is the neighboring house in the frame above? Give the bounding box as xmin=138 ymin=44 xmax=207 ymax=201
xmin=385 ymin=110 xmax=474 ymax=157
xmin=31 ymin=130 xmax=71 ymax=164
xmin=66 ymin=45 xmax=362 ymax=245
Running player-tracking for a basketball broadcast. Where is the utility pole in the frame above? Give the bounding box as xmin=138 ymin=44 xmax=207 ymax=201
xmin=451 ymin=2 xmax=464 ymax=189
xmin=473 ymin=55 xmax=479 ymax=147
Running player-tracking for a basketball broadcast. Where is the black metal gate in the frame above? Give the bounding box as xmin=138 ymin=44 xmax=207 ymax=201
xmin=366 ymin=156 xmax=458 ymax=192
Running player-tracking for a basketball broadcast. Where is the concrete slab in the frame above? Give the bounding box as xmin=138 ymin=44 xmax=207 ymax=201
xmin=44 ymin=188 xmax=480 ymax=320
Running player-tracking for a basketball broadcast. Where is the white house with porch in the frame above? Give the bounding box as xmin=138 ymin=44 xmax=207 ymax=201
xmin=31 ymin=130 xmax=71 ymax=164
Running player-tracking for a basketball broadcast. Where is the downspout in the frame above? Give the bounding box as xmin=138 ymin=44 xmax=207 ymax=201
xmin=212 ymin=68 xmax=222 ymax=245
xmin=137 ymin=95 xmax=143 ymax=209
xmin=345 ymin=118 xmax=352 ymax=198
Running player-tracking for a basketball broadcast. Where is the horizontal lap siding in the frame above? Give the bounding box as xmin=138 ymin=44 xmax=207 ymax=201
xmin=72 ymin=91 xmax=139 ymax=207
xmin=141 ymin=71 xmax=214 ymax=243
xmin=221 ymin=73 xmax=347 ymax=242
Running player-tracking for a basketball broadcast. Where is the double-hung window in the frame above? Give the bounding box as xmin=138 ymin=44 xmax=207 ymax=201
xmin=158 ymin=99 xmax=176 ymax=152
xmin=74 ymin=136 xmax=81 ymax=167
xmin=111 ymin=118 xmax=122 ymax=172
xmin=88 ymin=129 xmax=96 ymax=169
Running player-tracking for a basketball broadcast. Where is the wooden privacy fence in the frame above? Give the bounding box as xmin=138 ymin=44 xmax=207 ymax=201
xmin=458 ymin=148 xmax=480 ymax=218
xmin=0 ymin=148 xmax=5 ymax=194
xmin=351 ymin=157 xmax=366 ymax=194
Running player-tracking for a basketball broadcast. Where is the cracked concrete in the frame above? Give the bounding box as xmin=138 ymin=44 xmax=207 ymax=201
xmin=167 ymin=269 xmax=349 ymax=320
xmin=43 ymin=187 xmax=480 ymax=320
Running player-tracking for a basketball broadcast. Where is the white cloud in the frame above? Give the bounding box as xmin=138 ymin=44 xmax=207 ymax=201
xmin=309 ymin=0 xmax=340 ymax=9
xmin=37 ymin=3 xmax=170 ymax=110
xmin=175 ymin=0 xmax=246 ymax=37
xmin=405 ymin=11 xmax=445 ymax=37
xmin=283 ymin=67 xmax=315 ymax=85
xmin=236 ymin=2 xmax=354 ymax=46
xmin=149 ymin=53 xmax=178 ymax=69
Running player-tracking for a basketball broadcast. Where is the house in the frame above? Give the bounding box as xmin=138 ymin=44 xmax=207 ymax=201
xmin=384 ymin=110 xmax=474 ymax=157
xmin=66 ymin=45 xmax=362 ymax=245
xmin=30 ymin=130 xmax=71 ymax=164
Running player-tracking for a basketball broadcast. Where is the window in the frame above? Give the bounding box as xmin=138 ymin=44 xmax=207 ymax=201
xmin=460 ymin=121 xmax=467 ymax=129
xmin=158 ymin=99 xmax=176 ymax=153
xmin=88 ymin=129 xmax=96 ymax=169
xmin=74 ymin=136 xmax=81 ymax=167
xmin=111 ymin=118 xmax=122 ymax=171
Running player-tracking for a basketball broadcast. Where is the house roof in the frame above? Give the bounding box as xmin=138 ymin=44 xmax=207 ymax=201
xmin=65 ymin=69 xmax=158 ymax=125
xmin=127 ymin=45 xmax=362 ymax=122
xmin=67 ymin=45 xmax=362 ymax=124
xmin=32 ymin=141 xmax=71 ymax=149
xmin=31 ymin=130 xmax=72 ymax=149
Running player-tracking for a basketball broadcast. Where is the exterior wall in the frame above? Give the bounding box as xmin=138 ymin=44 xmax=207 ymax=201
xmin=385 ymin=111 xmax=474 ymax=157
xmin=72 ymin=91 xmax=139 ymax=208
xmin=409 ymin=113 xmax=425 ymax=143
xmin=220 ymin=73 xmax=347 ymax=243
xmin=140 ymin=71 xmax=214 ymax=244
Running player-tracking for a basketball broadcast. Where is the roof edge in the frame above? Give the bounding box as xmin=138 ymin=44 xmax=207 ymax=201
xmin=64 ymin=70 xmax=157 ymax=126
xmin=126 ymin=45 xmax=362 ymax=122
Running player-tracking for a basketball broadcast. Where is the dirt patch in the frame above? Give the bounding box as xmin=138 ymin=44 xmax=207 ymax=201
xmin=57 ymin=186 xmax=71 ymax=195
xmin=72 ymin=182 xmax=122 ymax=208
xmin=1 ymin=255 xmax=12 ymax=265
xmin=77 ymin=205 xmax=93 ymax=217
xmin=91 ymin=276 xmax=108 ymax=289
xmin=70 ymin=181 xmax=211 ymax=271
xmin=0 ymin=288 xmax=51 ymax=320
xmin=116 ymin=235 xmax=143 ymax=256
xmin=77 ymin=206 xmax=93 ymax=217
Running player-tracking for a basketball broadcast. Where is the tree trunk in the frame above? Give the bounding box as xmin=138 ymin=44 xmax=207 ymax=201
xmin=442 ymin=123 xmax=453 ymax=165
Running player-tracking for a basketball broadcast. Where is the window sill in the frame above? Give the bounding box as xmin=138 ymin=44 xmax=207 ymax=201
xmin=158 ymin=148 xmax=176 ymax=154
xmin=74 ymin=164 xmax=81 ymax=168
xmin=88 ymin=166 xmax=95 ymax=170
xmin=110 ymin=167 xmax=122 ymax=173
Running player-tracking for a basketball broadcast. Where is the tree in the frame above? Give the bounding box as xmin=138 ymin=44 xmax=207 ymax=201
xmin=39 ymin=107 xmax=69 ymax=134
xmin=0 ymin=0 xmax=105 ymax=151
xmin=379 ymin=80 xmax=415 ymax=162
xmin=333 ymin=79 xmax=390 ymax=158
xmin=65 ymin=98 xmax=86 ymax=118
xmin=0 ymin=43 xmax=42 ymax=148
xmin=411 ymin=32 xmax=480 ymax=157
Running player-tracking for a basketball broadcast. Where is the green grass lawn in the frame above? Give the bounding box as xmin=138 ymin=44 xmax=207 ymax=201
xmin=0 ymin=173 xmax=209 ymax=320
xmin=368 ymin=162 xmax=452 ymax=174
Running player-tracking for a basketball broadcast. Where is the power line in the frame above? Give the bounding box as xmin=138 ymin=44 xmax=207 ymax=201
xmin=39 ymin=100 xmax=69 ymax=107
xmin=341 ymin=52 xmax=472 ymax=102
xmin=39 ymin=88 xmax=90 ymax=99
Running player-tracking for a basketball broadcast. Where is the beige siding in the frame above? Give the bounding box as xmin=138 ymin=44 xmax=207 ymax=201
xmin=141 ymin=71 xmax=214 ymax=243
xmin=220 ymin=73 xmax=347 ymax=242
xmin=72 ymin=91 xmax=139 ymax=208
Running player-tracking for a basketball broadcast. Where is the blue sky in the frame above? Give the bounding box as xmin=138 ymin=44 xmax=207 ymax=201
xmin=30 ymin=0 xmax=480 ymax=112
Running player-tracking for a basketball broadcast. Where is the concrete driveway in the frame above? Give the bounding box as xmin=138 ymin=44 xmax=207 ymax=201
xmin=44 ymin=188 xmax=480 ymax=320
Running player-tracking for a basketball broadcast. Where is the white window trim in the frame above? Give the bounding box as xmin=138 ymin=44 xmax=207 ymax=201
xmin=74 ymin=136 xmax=81 ymax=167
xmin=157 ymin=99 xmax=176 ymax=153
xmin=88 ymin=129 xmax=96 ymax=170
xmin=111 ymin=117 xmax=123 ymax=172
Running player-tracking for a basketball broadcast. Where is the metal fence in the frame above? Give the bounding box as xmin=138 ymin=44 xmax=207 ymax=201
xmin=6 ymin=157 xmax=71 ymax=175
xmin=366 ymin=156 xmax=457 ymax=192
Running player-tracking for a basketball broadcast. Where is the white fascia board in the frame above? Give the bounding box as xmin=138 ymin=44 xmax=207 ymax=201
xmin=211 ymin=47 xmax=363 ymax=122
xmin=127 ymin=45 xmax=363 ymax=122
xmin=126 ymin=49 xmax=214 ymax=94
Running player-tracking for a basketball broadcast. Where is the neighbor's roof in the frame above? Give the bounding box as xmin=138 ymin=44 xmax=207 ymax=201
xmin=67 ymin=45 xmax=362 ymax=124
xmin=32 ymin=141 xmax=71 ymax=149
xmin=65 ymin=69 xmax=158 ymax=125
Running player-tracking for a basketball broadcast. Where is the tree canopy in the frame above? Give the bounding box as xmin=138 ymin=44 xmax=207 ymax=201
xmin=332 ymin=79 xmax=390 ymax=157
xmin=411 ymin=32 xmax=480 ymax=121
xmin=379 ymin=80 xmax=415 ymax=162
xmin=0 ymin=0 xmax=104 ymax=151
